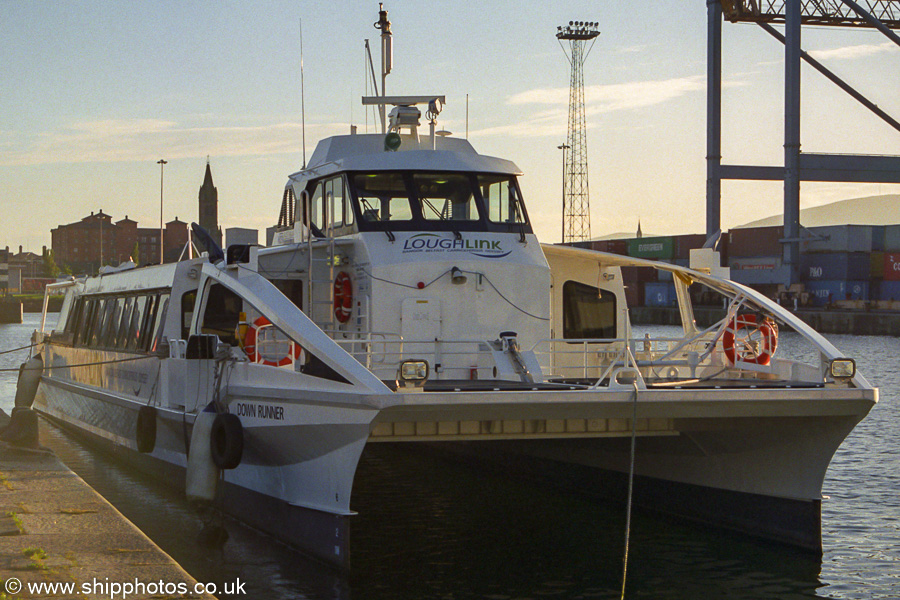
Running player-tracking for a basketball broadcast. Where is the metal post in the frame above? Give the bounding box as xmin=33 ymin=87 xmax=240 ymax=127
xmin=558 ymin=144 xmax=569 ymax=243
xmin=157 ymin=159 xmax=167 ymax=264
xmin=706 ymin=0 xmax=722 ymax=242
xmin=784 ymin=0 xmax=802 ymax=286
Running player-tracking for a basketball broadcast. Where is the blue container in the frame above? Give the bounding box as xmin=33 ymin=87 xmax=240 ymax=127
xmin=877 ymin=280 xmax=900 ymax=301
xmin=644 ymin=282 xmax=676 ymax=307
xmin=801 ymin=252 xmax=870 ymax=281
xmin=805 ymin=280 xmax=869 ymax=306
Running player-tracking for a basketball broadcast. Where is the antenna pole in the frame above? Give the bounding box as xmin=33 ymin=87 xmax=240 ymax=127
xmin=300 ymin=19 xmax=307 ymax=169
xmin=375 ymin=3 xmax=392 ymax=134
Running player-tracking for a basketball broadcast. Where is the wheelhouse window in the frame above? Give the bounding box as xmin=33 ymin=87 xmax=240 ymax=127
xmin=479 ymin=174 xmax=527 ymax=224
xmin=563 ymin=281 xmax=617 ymax=340
xmin=413 ymin=173 xmax=478 ymax=221
xmin=354 ymin=173 xmax=413 ymax=222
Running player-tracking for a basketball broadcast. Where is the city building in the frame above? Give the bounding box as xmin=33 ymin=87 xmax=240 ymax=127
xmin=51 ymin=211 xmax=188 ymax=274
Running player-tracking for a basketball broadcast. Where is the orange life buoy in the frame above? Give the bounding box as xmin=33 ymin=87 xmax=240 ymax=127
xmin=243 ymin=316 xmax=303 ymax=367
xmin=722 ymin=314 xmax=778 ymax=366
xmin=333 ymin=271 xmax=353 ymax=323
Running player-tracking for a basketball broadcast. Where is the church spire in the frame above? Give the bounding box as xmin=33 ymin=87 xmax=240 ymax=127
xmin=198 ymin=159 xmax=221 ymax=248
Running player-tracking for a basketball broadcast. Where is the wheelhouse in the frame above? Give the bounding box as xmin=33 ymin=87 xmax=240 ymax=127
xmin=277 ymin=170 xmax=531 ymax=238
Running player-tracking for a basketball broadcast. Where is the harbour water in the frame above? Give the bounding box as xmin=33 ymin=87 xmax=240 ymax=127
xmin=2 ymin=313 xmax=897 ymax=599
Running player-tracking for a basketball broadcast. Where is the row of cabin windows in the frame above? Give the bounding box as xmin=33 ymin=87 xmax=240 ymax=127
xmin=63 ymin=292 xmax=170 ymax=353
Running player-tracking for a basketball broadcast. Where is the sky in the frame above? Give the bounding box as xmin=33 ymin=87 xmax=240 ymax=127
xmin=2 ymin=0 xmax=899 ymax=254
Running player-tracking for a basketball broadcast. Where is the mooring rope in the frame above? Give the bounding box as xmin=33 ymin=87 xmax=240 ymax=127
xmin=0 ymin=354 xmax=156 ymax=373
xmin=620 ymin=381 xmax=639 ymax=600
xmin=0 ymin=342 xmax=39 ymax=356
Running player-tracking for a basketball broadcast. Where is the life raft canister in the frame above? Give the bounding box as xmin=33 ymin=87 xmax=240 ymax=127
xmin=333 ymin=271 xmax=353 ymax=323
xmin=243 ymin=316 xmax=303 ymax=367
xmin=722 ymin=313 xmax=779 ymax=366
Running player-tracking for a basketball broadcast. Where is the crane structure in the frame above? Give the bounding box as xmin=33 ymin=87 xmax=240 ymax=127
xmin=707 ymin=0 xmax=900 ymax=286
xmin=557 ymin=21 xmax=600 ymax=244
xmin=721 ymin=0 xmax=900 ymax=28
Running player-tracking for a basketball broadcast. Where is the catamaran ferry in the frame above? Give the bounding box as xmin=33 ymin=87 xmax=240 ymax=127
xmin=24 ymin=6 xmax=875 ymax=569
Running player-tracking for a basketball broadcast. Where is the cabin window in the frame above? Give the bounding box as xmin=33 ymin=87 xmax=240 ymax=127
xmin=126 ymin=296 xmax=148 ymax=351
xmin=200 ymin=283 xmax=242 ymax=346
xmin=76 ymin=299 xmax=98 ymax=346
xmin=150 ymin=295 xmax=169 ymax=352
xmin=278 ymin=187 xmax=296 ymax=228
xmin=562 ymin=281 xmax=617 ymax=340
xmin=94 ymin=299 xmax=115 ymax=347
xmin=65 ymin=298 xmax=84 ymax=336
xmin=115 ymin=297 xmax=134 ymax=349
xmin=310 ymin=181 xmax=325 ymax=231
xmin=181 ymin=291 xmax=197 ymax=340
xmin=480 ymin=174 xmax=526 ymax=224
xmin=414 ymin=173 xmax=478 ymax=221
xmin=326 ymin=177 xmax=347 ymax=228
xmin=354 ymin=173 xmax=413 ymax=222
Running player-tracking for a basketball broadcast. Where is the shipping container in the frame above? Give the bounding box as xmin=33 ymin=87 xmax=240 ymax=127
xmin=591 ymin=239 xmax=628 ymax=255
xmin=727 ymin=226 xmax=782 ymax=257
xmin=801 ymin=225 xmax=873 ymax=254
xmin=877 ymin=280 xmax=900 ymax=301
xmin=674 ymin=234 xmax=706 ymax=259
xmin=657 ymin=259 xmax=674 ymax=281
xmin=627 ymin=236 xmax=674 ymax=260
xmin=731 ymin=266 xmax=790 ymax=286
xmin=607 ymin=240 xmax=628 ymax=255
xmin=872 ymin=226 xmax=885 ymax=252
xmin=644 ymin=282 xmax=676 ymax=307
xmin=800 ymin=252 xmax=870 ymax=281
xmin=730 ymin=256 xmax=781 ymax=270
xmin=871 ymin=252 xmax=884 ymax=279
xmin=886 ymin=225 xmax=900 ymax=251
xmin=620 ymin=265 xmax=657 ymax=284
xmin=624 ymin=281 xmax=643 ymax=309
xmin=884 ymin=253 xmax=900 ymax=281
xmin=804 ymin=280 xmax=869 ymax=306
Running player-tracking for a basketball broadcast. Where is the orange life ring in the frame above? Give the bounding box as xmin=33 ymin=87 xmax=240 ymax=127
xmin=334 ymin=271 xmax=353 ymax=323
xmin=722 ymin=314 xmax=778 ymax=366
xmin=243 ymin=316 xmax=303 ymax=367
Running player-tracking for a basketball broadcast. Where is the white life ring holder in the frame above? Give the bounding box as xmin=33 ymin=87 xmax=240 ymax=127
xmin=334 ymin=271 xmax=353 ymax=323
xmin=722 ymin=314 xmax=778 ymax=366
xmin=243 ymin=316 xmax=303 ymax=367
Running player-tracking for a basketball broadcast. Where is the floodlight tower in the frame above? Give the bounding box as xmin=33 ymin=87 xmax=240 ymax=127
xmin=557 ymin=21 xmax=600 ymax=244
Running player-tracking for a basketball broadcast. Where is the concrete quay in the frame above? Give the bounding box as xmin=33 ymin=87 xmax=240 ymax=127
xmin=0 ymin=412 xmax=215 ymax=600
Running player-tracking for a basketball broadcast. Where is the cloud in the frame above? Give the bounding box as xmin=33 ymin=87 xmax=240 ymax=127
xmin=808 ymin=42 xmax=897 ymax=61
xmin=509 ymin=75 xmax=706 ymax=111
xmin=471 ymin=76 xmax=707 ymax=138
xmin=0 ymin=119 xmax=348 ymax=166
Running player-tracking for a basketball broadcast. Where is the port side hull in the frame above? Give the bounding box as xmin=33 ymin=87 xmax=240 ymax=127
xmin=33 ymin=376 xmax=372 ymax=569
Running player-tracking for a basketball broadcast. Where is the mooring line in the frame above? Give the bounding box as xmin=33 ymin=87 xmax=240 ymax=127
xmin=0 ymin=354 xmax=156 ymax=372
xmin=620 ymin=381 xmax=639 ymax=600
xmin=0 ymin=342 xmax=38 ymax=356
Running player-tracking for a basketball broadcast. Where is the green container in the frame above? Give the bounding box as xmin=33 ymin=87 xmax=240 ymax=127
xmin=627 ymin=236 xmax=674 ymax=260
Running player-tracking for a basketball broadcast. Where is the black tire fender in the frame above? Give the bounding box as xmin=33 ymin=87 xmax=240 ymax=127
xmin=210 ymin=413 xmax=243 ymax=469
xmin=136 ymin=406 xmax=157 ymax=454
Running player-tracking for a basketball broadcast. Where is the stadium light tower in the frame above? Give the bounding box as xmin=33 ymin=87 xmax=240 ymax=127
xmin=557 ymin=21 xmax=600 ymax=244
